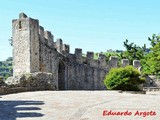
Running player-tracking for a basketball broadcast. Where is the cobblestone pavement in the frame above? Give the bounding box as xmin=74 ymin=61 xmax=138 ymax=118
xmin=0 ymin=91 xmax=160 ymax=120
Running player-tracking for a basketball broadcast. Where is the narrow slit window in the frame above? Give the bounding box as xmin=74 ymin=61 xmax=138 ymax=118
xmin=19 ymin=21 xmax=22 ymax=29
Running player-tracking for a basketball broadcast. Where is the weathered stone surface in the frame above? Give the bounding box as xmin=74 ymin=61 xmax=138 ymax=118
xmin=144 ymin=75 xmax=160 ymax=87
xmin=12 ymin=17 xmax=39 ymax=77
xmin=122 ymin=59 xmax=129 ymax=67
xmin=86 ymin=52 xmax=94 ymax=64
xmin=56 ymin=38 xmax=63 ymax=53
xmin=98 ymin=54 xmax=106 ymax=67
xmin=62 ymin=44 xmax=70 ymax=54
xmin=19 ymin=12 xmax=27 ymax=18
xmin=5 ymin=76 xmax=19 ymax=85
xmin=75 ymin=48 xmax=82 ymax=63
xmin=5 ymin=72 xmax=57 ymax=91
xmin=0 ymin=86 xmax=27 ymax=95
xmin=109 ymin=56 xmax=118 ymax=68
xmin=133 ymin=60 xmax=141 ymax=69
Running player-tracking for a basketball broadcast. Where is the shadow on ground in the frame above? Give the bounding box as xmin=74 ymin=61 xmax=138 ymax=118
xmin=0 ymin=100 xmax=44 ymax=120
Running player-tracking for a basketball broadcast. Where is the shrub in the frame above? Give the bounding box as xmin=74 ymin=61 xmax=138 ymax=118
xmin=104 ymin=66 xmax=145 ymax=91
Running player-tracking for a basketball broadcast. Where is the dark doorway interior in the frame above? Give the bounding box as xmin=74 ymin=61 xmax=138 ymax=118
xmin=58 ymin=61 xmax=65 ymax=90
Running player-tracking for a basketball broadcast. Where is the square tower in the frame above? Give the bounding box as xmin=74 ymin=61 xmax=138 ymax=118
xmin=12 ymin=13 xmax=40 ymax=77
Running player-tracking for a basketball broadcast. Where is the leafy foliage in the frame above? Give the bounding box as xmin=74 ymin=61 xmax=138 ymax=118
xmin=104 ymin=66 xmax=145 ymax=91
xmin=121 ymin=39 xmax=146 ymax=64
xmin=148 ymin=34 xmax=160 ymax=47
xmin=0 ymin=57 xmax=13 ymax=79
xmin=93 ymin=52 xmax=122 ymax=67
xmin=141 ymin=34 xmax=160 ymax=76
xmin=6 ymin=57 xmax=13 ymax=62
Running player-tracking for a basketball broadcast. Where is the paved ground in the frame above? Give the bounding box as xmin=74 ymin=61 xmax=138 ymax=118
xmin=0 ymin=91 xmax=160 ymax=120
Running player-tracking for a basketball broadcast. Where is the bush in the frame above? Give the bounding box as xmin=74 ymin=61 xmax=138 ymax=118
xmin=104 ymin=66 xmax=145 ymax=91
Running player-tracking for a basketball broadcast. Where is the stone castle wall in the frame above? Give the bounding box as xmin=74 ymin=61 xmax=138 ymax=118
xmin=11 ymin=13 xmax=141 ymax=90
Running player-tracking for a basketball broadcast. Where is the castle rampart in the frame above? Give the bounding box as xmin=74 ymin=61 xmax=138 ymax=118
xmin=10 ymin=13 xmax=141 ymax=90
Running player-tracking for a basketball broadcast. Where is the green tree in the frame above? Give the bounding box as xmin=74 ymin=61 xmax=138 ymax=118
xmin=6 ymin=57 xmax=13 ymax=61
xmin=0 ymin=57 xmax=13 ymax=79
xmin=148 ymin=34 xmax=160 ymax=47
xmin=141 ymin=34 xmax=160 ymax=76
xmin=122 ymin=39 xmax=146 ymax=64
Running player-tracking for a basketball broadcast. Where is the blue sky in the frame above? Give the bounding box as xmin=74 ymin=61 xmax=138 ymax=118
xmin=1 ymin=0 xmax=160 ymax=61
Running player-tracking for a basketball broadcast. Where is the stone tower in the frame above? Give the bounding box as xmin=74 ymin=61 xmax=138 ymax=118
xmin=12 ymin=13 xmax=40 ymax=77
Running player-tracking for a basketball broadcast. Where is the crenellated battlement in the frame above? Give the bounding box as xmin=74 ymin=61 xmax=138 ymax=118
xmin=11 ymin=13 xmax=141 ymax=90
xmin=86 ymin=52 xmax=94 ymax=65
xmin=70 ymin=48 xmax=140 ymax=71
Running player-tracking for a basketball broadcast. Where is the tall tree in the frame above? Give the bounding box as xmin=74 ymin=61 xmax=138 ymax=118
xmin=148 ymin=34 xmax=160 ymax=47
xmin=122 ymin=39 xmax=146 ymax=64
xmin=141 ymin=34 xmax=160 ymax=76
